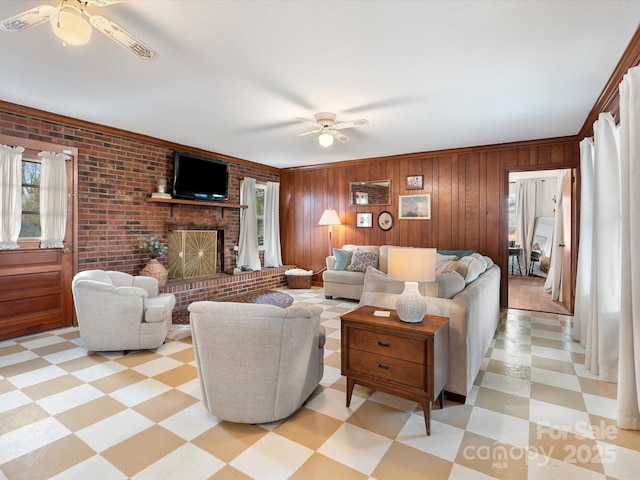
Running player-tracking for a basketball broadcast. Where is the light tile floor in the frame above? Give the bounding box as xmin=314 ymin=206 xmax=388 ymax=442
xmin=1 ymin=287 xmax=640 ymax=479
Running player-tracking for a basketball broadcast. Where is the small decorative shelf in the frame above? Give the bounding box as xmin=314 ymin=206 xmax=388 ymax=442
xmin=145 ymin=197 xmax=247 ymax=217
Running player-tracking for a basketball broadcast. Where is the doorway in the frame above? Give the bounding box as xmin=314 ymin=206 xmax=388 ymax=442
xmin=507 ymin=169 xmax=572 ymax=315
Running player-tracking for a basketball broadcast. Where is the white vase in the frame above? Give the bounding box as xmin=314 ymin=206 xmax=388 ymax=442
xmin=396 ymin=281 xmax=427 ymax=323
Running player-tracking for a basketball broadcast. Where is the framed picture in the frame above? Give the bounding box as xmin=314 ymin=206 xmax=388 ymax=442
xmin=406 ymin=175 xmax=423 ymax=190
xmin=377 ymin=211 xmax=394 ymax=231
xmin=399 ymin=194 xmax=431 ymax=219
xmin=356 ymin=212 xmax=373 ymax=228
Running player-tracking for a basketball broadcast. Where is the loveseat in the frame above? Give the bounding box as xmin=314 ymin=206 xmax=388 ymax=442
xmin=323 ymin=245 xmax=500 ymax=401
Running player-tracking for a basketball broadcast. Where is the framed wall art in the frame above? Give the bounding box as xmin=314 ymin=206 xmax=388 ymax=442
xmin=356 ymin=212 xmax=373 ymax=228
xmin=399 ymin=194 xmax=431 ymax=219
xmin=406 ymin=175 xmax=423 ymax=190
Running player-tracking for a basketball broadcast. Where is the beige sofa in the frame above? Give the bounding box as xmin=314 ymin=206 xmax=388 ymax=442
xmin=189 ymin=301 xmax=325 ymax=424
xmin=323 ymin=245 xmax=500 ymax=401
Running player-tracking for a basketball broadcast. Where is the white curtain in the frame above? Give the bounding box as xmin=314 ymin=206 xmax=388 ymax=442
xmin=515 ymin=179 xmax=540 ymax=274
xmin=581 ymin=112 xmax=621 ymax=381
xmin=263 ymin=181 xmax=282 ymax=267
xmin=0 ymin=145 xmax=24 ymax=250
xmin=238 ymin=177 xmax=261 ymax=271
xmin=617 ymin=66 xmax=640 ymax=430
xmin=573 ymin=139 xmax=594 ymax=345
xmin=543 ymin=169 xmax=570 ymax=300
xmin=38 ymin=151 xmax=69 ymax=248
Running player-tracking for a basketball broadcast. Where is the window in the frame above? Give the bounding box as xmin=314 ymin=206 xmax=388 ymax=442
xmin=256 ymin=184 xmax=265 ymax=249
xmin=20 ymin=159 xmax=41 ymax=238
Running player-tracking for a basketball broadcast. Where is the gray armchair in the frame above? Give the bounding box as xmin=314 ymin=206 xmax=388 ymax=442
xmin=189 ymin=301 xmax=325 ymax=424
xmin=72 ymin=270 xmax=175 ymax=352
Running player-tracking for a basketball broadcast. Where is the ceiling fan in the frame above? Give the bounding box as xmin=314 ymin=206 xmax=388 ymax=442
xmin=295 ymin=112 xmax=369 ymax=147
xmin=0 ymin=0 xmax=158 ymax=60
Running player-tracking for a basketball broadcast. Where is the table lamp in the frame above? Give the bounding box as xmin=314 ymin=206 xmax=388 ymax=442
xmin=388 ymin=248 xmax=437 ymax=323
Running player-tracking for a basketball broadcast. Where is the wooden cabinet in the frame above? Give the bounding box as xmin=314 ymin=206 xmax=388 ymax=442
xmin=341 ymin=305 xmax=449 ymax=435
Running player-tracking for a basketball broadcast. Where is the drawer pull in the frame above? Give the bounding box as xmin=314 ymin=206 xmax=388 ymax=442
xmin=377 ymin=341 xmax=390 ymax=347
xmin=378 ymin=363 xmax=390 ymax=370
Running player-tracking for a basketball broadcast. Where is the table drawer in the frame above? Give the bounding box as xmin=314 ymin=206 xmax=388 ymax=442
xmin=348 ymin=349 xmax=425 ymax=389
xmin=348 ymin=327 xmax=425 ymax=363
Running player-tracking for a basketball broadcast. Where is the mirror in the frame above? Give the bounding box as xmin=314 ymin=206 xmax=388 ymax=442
xmin=349 ymin=180 xmax=391 ymax=206
xmin=532 ymin=216 xmax=554 ymax=256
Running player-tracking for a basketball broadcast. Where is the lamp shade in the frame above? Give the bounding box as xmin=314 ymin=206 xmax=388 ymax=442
xmin=318 ymin=132 xmax=334 ymax=148
xmin=50 ymin=4 xmax=92 ymax=45
xmin=387 ymin=248 xmax=436 ymax=282
xmin=388 ymin=247 xmax=437 ymax=323
xmin=318 ymin=208 xmax=341 ymax=226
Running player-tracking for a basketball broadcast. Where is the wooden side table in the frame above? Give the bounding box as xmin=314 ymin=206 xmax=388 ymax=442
xmin=340 ymin=305 xmax=449 ymax=435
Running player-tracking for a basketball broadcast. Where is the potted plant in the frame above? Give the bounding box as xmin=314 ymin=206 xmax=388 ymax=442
xmin=139 ymin=236 xmax=169 ymax=288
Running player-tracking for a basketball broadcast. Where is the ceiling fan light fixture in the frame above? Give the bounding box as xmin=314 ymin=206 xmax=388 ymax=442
xmin=318 ymin=132 xmax=334 ymax=148
xmin=50 ymin=4 xmax=92 ymax=46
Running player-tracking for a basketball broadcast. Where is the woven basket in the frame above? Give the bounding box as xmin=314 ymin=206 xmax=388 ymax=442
xmin=286 ymin=274 xmax=312 ymax=289
xmin=140 ymin=258 xmax=168 ymax=289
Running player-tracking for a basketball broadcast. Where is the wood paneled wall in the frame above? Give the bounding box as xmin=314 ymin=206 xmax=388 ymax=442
xmin=280 ymin=137 xmax=579 ymax=307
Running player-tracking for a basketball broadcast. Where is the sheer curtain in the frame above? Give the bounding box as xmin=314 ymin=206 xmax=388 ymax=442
xmin=238 ymin=177 xmax=261 ymax=271
xmin=0 ymin=145 xmax=24 ymax=250
xmin=544 ymin=169 xmax=570 ymax=300
xmin=573 ymin=139 xmax=594 ymax=346
xmin=581 ymin=112 xmax=621 ymax=381
xmin=515 ymin=179 xmax=540 ymax=274
xmin=39 ymin=151 xmax=69 ymax=248
xmin=617 ymin=66 xmax=640 ymax=430
xmin=263 ymin=181 xmax=282 ymax=267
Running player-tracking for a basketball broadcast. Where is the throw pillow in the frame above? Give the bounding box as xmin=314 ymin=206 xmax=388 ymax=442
xmin=445 ymin=255 xmax=487 ymax=284
xmin=362 ymin=266 xmax=405 ymax=294
xmin=362 ymin=266 xmax=438 ymax=297
xmin=347 ymin=250 xmax=379 ymax=272
xmin=333 ymin=248 xmax=353 ymax=271
xmin=436 ymin=271 xmax=466 ymax=299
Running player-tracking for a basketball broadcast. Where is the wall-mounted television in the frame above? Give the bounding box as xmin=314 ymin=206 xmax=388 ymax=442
xmin=172 ymin=151 xmax=228 ymax=201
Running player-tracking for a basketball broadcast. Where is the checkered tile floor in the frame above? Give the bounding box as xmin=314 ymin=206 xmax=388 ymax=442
xmin=1 ymin=287 xmax=639 ymax=479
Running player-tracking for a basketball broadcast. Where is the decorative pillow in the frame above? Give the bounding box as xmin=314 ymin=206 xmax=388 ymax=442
xmin=347 ymin=250 xmax=379 ymax=272
xmin=445 ymin=255 xmax=487 ymax=284
xmin=362 ymin=266 xmax=438 ymax=297
xmin=436 ymin=271 xmax=466 ymax=299
xmin=362 ymin=266 xmax=404 ymax=294
xmin=437 ymin=249 xmax=476 ymax=258
xmin=483 ymin=255 xmax=495 ymax=269
xmin=470 ymin=253 xmax=488 ymax=270
xmin=333 ymin=248 xmax=353 ymax=271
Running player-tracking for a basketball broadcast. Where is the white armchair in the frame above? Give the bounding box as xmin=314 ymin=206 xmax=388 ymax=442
xmin=72 ymin=270 xmax=175 ymax=351
xmin=189 ymin=301 xmax=325 ymax=424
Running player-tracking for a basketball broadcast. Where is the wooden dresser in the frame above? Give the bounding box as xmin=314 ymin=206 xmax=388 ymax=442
xmin=340 ymin=305 xmax=449 ymax=435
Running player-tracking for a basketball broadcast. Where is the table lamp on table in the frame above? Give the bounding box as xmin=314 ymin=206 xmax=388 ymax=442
xmin=388 ymin=248 xmax=437 ymax=323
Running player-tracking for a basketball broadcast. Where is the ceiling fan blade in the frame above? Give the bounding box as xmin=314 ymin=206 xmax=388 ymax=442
xmin=295 ymin=117 xmax=320 ymax=127
xmin=87 ymin=14 xmax=159 ymax=60
xmin=332 ymin=119 xmax=369 ymax=130
xmin=87 ymin=0 xmax=124 ymax=5
xmin=330 ymin=130 xmax=350 ymax=142
xmin=0 ymin=5 xmax=56 ymax=32
xmin=295 ymin=128 xmax=322 ymax=137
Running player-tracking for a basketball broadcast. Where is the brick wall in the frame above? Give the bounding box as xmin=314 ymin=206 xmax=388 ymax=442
xmin=0 ymin=109 xmax=280 ymax=298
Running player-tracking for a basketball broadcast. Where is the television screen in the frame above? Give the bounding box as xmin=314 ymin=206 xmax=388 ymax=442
xmin=172 ymin=152 xmax=228 ymax=201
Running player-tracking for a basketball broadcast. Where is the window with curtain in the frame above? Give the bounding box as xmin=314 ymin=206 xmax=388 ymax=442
xmin=20 ymin=158 xmax=41 ymax=238
xmin=255 ymin=184 xmax=266 ymax=249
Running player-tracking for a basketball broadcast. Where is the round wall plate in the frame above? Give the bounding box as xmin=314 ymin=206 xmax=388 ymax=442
xmin=378 ymin=211 xmax=394 ymax=231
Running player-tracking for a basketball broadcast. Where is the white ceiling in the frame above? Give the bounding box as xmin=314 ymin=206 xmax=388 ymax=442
xmin=1 ymin=1 xmax=639 ymax=169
